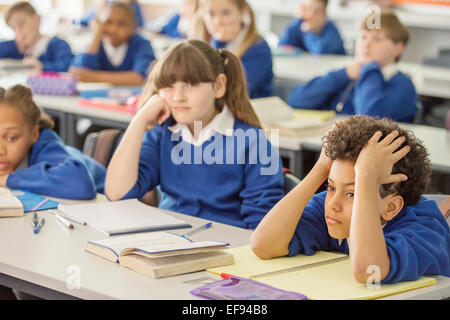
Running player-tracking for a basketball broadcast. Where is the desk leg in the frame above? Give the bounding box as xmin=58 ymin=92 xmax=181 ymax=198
xmin=279 ymin=148 xmax=303 ymax=178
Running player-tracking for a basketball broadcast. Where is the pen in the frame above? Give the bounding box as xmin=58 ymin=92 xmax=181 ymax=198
xmin=55 ymin=213 xmax=74 ymax=229
xmin=183 ymin=222 xmax=213 ymax=238
xmin=33 ymin=217 xmax=45 ymax=234
xmin=31 ymin=212 xmax=39 ymax=228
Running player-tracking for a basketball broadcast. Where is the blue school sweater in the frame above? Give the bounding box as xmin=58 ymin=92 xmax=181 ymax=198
xmin=279 ymin=19 xmax=346 ymax=55
xmin=287 ymin=62 xmax=418 ymax=123
xmin=288 ymin=191 xmax=450 ymax=284
xmin=76 ymin=1 xmax=144 ymax=27
xmin=121 ymin=118 xmax=285 ymax=229
xmin=211 ymin=38 xmax=274 ymax=99
xmin=71 ymin=34 xmax=155 ymax=78
xmin=160 ymin=13 xmax=185 ymax=39
xmin=6 ymin=129 xmax=106 ymax=200
xmin=0 ymin=37 xmax=73 ymax=72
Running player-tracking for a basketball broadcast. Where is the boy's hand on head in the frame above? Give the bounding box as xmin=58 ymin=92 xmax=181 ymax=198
xmin=354 ymin=130 xmax=410 ymax=185
xmin=138 ymin=94 xmax=171 ymax=126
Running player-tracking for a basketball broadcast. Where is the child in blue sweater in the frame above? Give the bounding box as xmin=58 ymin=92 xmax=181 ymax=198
xmin=0 ymin=1 xmax=73 ymax=72
xmin=76 ymin=0 xmax=144 ymax=28
xmin=278 ymin=0 xmax=345 ymax=55
xmin=106 ymin=40 xmax=285 ymax=229
xmin=251 ymin=115 xmax=449 ymax=284
xmin=193 ymin=0 xmax=273 ymax=99
xmin=0 ymin=85 xmax=106 ymax=200
xmin=70 ymin=2 xmax=154 ymax=86
xmin=288 ymin=11 xmax=417 ymax=123
xmin=160 ymin=0 xmax=199 ymax=39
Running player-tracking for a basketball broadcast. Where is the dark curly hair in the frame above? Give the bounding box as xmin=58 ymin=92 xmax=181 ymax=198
xmin=323 ymin=115 xmax=431 ymax=206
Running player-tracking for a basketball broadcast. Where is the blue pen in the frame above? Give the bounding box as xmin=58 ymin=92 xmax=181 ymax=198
xmin=33 ymin=217 xmax=45 ymax=234
xmin=183 ymin=222 xmax=213 ymax=238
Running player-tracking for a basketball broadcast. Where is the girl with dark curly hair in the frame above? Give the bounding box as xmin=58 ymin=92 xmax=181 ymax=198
xmin=251 ymin=115 xmax=449 ymax=284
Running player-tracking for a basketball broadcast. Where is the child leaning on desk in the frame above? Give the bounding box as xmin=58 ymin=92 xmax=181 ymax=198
xmin=69 ymin=1 xmax=155 ymax=86
xmin=0 ymin=1 xmax=73 ymax=72
xmin=105 ymin=40 xmax=285 ymax=230
xmin=191 ymin=0 xmax=273 ymax=99
xmin=278 ymin=0 xmax=346 ymax=55
xmin=288 ymin=11 xmax=417 ymax=123
xmin=0 ymin=85 xmax=106 ymax=200
xmin=250 ymin=116 xmax=450 ymax=284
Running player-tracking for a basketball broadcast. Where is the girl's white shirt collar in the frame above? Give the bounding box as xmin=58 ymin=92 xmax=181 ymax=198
xmin=168 ymin=105 xmax=235 ymax=147
xmin=102 ymin=39 xmax=129 ymax=67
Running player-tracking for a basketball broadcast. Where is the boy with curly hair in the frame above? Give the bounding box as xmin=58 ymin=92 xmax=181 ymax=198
xmin=250 ymin=115 xmax=449 ymax=284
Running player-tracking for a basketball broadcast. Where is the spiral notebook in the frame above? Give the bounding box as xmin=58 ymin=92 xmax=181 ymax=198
xmin=207 ymin=246 xmax=437 ymax=300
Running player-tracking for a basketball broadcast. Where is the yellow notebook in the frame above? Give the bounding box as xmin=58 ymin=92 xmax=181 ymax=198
xmin=207 ymin=246 xmax=437 ymax=300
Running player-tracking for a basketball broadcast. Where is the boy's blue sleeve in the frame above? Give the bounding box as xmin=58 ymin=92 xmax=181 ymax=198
xmin=131 ymin=39 xmax=155 ymax=78
xmin=71 ymin=52 xmax=101 ymax=70
xmin=241 ymin=40 xmax=274 ymax=98
xmin=302 ymin=22 xmax=346 ymax=55
xmin=288 ymin=192 xmax=331 ymax=256
xmin=353 ymin=62 xmax=417 ymax=122
xmin=382 ymin=216 xmax=450 ymax=283
xmin=0 ymin=40 xmax=22 ymax=59
xmin=239 ymin=132 xmax=285 ymax=229
xmin=41 ymin=38 xmax=73 ymax=72
xmin=6 ymin=142 xmax=98 ymax=200
xmin=160 ymin=14 xmax=182 ymax=38
xmin=278 ymin=19 xmax=303 ymax=48
xmin=121 ymin=126 xmax=162 ymax=200
xmin=288 ymin=68 xmax=350 ymax=109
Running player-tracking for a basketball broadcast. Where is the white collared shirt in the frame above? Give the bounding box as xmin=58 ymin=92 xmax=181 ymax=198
xmin=102 ymin=39 xmax=129 ymax=67
xmin=168 ymin=105 xmax=235 ymax=147
xmin=25 ymin=36 xmax=50 ymax=58
xmin=381 ymin=63 xmax=399 ymax=82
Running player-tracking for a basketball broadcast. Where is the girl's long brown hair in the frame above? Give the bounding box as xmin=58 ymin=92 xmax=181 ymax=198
xmin=138 ymin=39 xmax=261 ymax=128
xmin=192 ymin=0 xmax=260 ymax=58
xmin=0 ymin=85 xmax=54 ymax=130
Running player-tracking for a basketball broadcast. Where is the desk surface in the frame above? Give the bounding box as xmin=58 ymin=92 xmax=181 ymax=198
xmin=0 ymin=195 xmax=449 ymax=300
xmin=273 ymin=54 xmax=450 ymax=100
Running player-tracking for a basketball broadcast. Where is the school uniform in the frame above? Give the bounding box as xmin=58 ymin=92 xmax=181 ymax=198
xmin=288 ymin=62 xmax=418 ymax=123
xmin=6 ymin=129 xmax=106 ymax=200
xmin=77 ymin=1 xmax=144 ymax=27
xmin=211 ymin=37 xmax=274 ymax=99
xmin=0 ymin=36 xmax=73 ymax=72
xmin=278 ymin=18 xmax=346 ymax=55
xmin=71 ymin=34 xmax=155 ymax=78
xmin=121 ymin=106 xmax=285 ymax=229
xmin=160 ymin=13 xmax=185 ymax=39
xmin=287 ymin=191 xmax=450 ymax=284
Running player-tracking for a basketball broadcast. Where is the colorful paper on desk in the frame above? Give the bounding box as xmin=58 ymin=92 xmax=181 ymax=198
xmin=10 ymin=189 xmax=58 ymax=212
xmin=27 ymin=72 xmax=77 ymax=96
xmin=207 ymin=246 xmax=437 ymax=300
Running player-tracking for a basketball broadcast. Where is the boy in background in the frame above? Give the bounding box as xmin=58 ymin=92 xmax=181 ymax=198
xmin=70 ymin=1 xmax=154 ymax=86
xmin=288 ymin=11 xmax=417 ymax=123
xmin=0 ymin=1 xmax=73 ymax=72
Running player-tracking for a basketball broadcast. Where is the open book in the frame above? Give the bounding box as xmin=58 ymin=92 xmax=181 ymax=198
xmin=251 ymin=96 xmax=335 ymax=137
xmin=0 ymin=188 xmax=23 ymax=217
xmin=58 ymin=199 xmax=191 ymax=236
xmin=207 ymin=246 xmax=437 ymax=300
xmin=85 ymin=232 xmax=234 ymax=279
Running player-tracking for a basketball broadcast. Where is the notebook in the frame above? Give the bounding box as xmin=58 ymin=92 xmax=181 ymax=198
xmin=85 ymin=231 xmax=234 ymax=279
xmin=57 ymin=199 xmax=192 ymax=236
xmin=207 ymin=246 xmax=437 ymax=300
xmin=251 ymin=96 xmax=335 ymax=137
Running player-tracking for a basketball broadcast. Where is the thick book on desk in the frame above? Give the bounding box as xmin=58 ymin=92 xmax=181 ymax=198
xmin=58 ymin=199 xmax=192 ymax=236
xmin=85 ymin=232 xmax=234 ymax=279
xmin=207 ymin=246 xmax=437 ymax=300
xmin=251 ymin=96 xmax=335 ymax=137
xmin=0 ymin=188 xmax=59 ymax=217
xmin=0 ymin=188 xmax=23 ymax=217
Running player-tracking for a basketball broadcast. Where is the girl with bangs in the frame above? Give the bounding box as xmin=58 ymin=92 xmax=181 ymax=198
xmin=105 ymin=40 xmax=284 ymax=229
xmin=191 ymin=0 xmax=273 ymax=99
